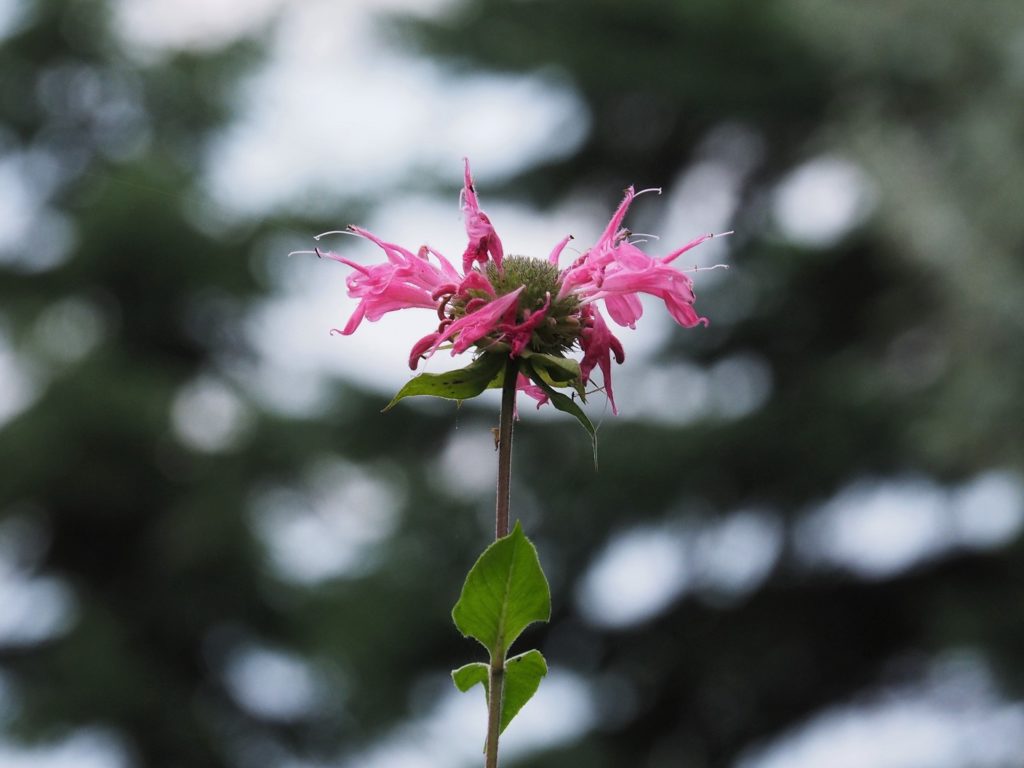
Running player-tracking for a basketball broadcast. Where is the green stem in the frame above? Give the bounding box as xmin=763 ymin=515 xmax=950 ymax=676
xmin=494 ymin=359 xmax=518 ymax=540
xmin=486 ymin=359 xmax=518 ymax=768
xmin=485 ymin=653 xmax=505 ymax=768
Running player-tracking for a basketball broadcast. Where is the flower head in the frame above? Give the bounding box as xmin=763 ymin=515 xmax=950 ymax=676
xmin=314 ymin=161 xmax=723 ymax=423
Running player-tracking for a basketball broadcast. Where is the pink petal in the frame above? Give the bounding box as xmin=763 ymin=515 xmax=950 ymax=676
xmin=547 ymin=234 xmax=574 ymax=265
xmin=502 ymin=294 xmax=551 ymax=356
xmin=661 ymin=233 xmax=714 ymax=264
xmin=328 ymin=225 xmax=457 ymax=333
xmin=603 ymin=292 xmax=644 ymax=329
xmin=408 ymin=332 xmax=441 ymax=370
xmin=516 ymin=373 xmax=550 ymax=409
xmin=427 ymin=288 xmax=524 ymax=358
xmin=347 ymin=225 xmax=418 ymax=265
xmin=458 ymin=270 xmax=497 ymax=297
xmin=594 ymin=186 xmax=636 ymax=252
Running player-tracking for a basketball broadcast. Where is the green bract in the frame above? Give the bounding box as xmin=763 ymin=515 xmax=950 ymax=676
xmin=387 ymin=348 xmax=598 ymax=458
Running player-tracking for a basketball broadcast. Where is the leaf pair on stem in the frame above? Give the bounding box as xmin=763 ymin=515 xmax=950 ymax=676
xmin=451 ymin=522 xmax=551 ymax=744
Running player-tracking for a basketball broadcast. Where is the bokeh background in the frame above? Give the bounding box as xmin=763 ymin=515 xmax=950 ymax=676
xmin=2 ymin=1 xmax=1024 ymax=766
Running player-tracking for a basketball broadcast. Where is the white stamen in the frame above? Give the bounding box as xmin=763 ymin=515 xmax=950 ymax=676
xmin=287 ymin=249 xmax=319 ymax=258
xmin=629 ymin=233 xmax=661 ymax=241
xmin=313 ymin=230 xmax=351 ymax=240
xmin=685 ymin=263 xmax=730 ymax=273
xmin=712 ymin=230 xmax=735 ymax=238
xmin=635 ymin=187 xmax=663 ymax=197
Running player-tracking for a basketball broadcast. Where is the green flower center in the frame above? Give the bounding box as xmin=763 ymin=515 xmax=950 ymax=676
xmin=502 ymin=256 xmax=581 ymax=355
xmin=450 ymin=255 xmax=583 ymax=355
xmin=486 ymin=256 xmax=562 ymax=307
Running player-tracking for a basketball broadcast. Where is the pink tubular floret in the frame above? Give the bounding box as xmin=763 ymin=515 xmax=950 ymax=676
xmin=501 ymin=294 xmax=551 ymax=357
xmin=562 ymin=186 xmax=711 ymax=331
xmin=326 ymin=226 xmax=463 ymax=335
xmin=579 ymin=305 xmax=625 ymax=415
xmin=461 ymin=159 xmax=504 ymax=273
xmin=427 ymin=288 xmax=524 ymax=359
xmin=408 ymin=332 xmax=441 ymax=370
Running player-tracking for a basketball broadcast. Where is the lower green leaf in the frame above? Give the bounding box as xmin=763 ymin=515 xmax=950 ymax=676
xmin=451 ymin=650 xmax=548 ymax=735
xmin=451 ymin=661 xmax=488 ymax=694
xmin=500 ymin=650 xmax=548 ymax=732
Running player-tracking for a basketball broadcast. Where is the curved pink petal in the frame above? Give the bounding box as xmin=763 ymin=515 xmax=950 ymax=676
xmin=661 ymin=233 xmax=714 ymax=264
xmin=408 ymin=332 xmax=441 ymax=370
xmin=426 ymin=288 xmax=524 ymax=358
xmin=516 ymin=373 xmax=550 ymax=409
xmin=347 ymin=225 xmax=418 ymax=264
xmin=338 ymin=302 xmax=366 ymax=336
xmin=501 ymin=294 xmax=551 ymax=356
xmin=602 ymin=292 xmax=644 ymax=329
xmin=458 ymin=270 xmax=497 ymax=297
xmin=594 ymin=186 xmax=636 ymax=252
xmin=424 ymin=246 xmax=461 ymax=281
xmin=590 ymin=260 xmax=705 ymax=328
xmin=547 ymin=234 xmax=574 ymax=265
xmin=328 ymin=226 xmax=459 ymax=333
xmin=663 ymin=292 xmax=708 ymax=328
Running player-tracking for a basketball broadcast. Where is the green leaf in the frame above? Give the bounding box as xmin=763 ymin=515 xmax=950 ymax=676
xmin=450 ymin=650 xmax=548 ymax=735
xmin=521 ymin=359 xmax=598 ymax=464
xmin=519 ymin=349 xmax=583 ymax=391
xmin=452 ymin=521 xmax=551 ymax=659
xmin=500 ymin=650 xmax=548 ymax=732
xmin=451 ymin=661 xmax=488 ymax=693
xmin=383 ymin=353 xmax=506 ymax=411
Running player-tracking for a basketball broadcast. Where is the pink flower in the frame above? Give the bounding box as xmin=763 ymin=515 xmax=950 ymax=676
xmin=318 ymin=161 xmax=719 ymax=414
xmin=322 ymin=226 xmax=460 ymax=335
xmin=559 ymin=188 xmax=711 ymax=330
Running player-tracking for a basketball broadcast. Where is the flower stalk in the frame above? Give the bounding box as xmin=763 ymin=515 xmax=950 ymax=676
xmin=485 ymin=648 xmax=505 ymax=768
xmin=495 ymin=360 xmax=518 ymax=540
xmin=484 ymin=358 xmax=519 ymax=767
